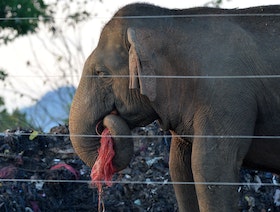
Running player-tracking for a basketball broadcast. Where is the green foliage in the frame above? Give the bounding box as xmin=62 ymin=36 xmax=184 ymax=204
xmin=0 ymin=69 xmax=8 ymax=81
xmin=0 ymin=0 xmax=50 ymax=44
xmin=0 ymin=0 xmax=94 ymax=131
xmin=212 ymin=0 xmax=223 ymax=7
xmin=0 ymin=0 xmax=95 ymax=44
xmin=0 ymin=97 xmax=33 ymax=132
xmin=205 ymin=0 xmax=231 ymax=7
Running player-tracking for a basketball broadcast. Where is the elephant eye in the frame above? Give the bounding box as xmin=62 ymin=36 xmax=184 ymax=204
xmin=95 ymin=66 xmax=106 ymax=78
xmin=96 ymin=70 xmax=104 ymax=77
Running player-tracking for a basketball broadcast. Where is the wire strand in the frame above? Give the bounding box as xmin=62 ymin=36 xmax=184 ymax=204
xmin=1 ymin=13 xmax=280 ymax=22
xmin=5 ymin=74 xmax=280 ymax=79
xmin=0 ymin=178 xmax=278 ymax=187
xmin=1 ymin=132 xmax=280 ymax=140
xmin=84 ymin=74 xmax=280 ymax=79
xmin=111 ymin=13 xmax=280 ymax=19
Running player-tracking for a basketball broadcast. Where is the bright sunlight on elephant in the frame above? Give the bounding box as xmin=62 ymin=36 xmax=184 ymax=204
xmin=69 ymin=3 xmax=280 ymax=212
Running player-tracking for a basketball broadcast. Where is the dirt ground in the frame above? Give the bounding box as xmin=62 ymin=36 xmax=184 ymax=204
xmin=0 ymin=124 xmax=279 ymax=212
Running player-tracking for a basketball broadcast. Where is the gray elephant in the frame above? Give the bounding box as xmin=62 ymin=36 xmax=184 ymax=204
xmin=69 ymin=3 xmax=280 ymax=212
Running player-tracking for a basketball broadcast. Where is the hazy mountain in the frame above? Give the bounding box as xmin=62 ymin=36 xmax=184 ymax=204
xmin=21 ymin=86 xmax=76 ymax=132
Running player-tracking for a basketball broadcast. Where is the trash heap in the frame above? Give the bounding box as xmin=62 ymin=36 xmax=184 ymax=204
xmin=0 ymin=124 xmax=279 ymax=212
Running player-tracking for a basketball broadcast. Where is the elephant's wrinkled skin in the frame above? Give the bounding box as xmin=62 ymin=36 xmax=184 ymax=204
xmin=69 ymin=3 xmax=280 ymax=212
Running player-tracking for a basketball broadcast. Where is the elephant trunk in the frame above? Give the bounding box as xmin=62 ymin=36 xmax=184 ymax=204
xmin=102 ymin=114 xmax=134 ymax=171
xmin=69 ymin=103 xmax=134 ymax=172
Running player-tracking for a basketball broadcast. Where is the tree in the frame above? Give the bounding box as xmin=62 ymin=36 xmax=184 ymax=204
xmin=0 ymin=0 xmax=51 ymax=131
xmin=18 ymin=0 xmax=94 ymax=131
xmin=205 ymin=0 xmax=231 ymax=7
xmin=1 ymin=0 xmax=97 ymax=131
xmin=0 ymin=0 xmax=50 ymax=44
xmin=0 ymin=97 xmax=32 ymax=132
xmin=0 ymin=69 xmax=32 ymax=131
xmin=0 ymin=69 xmax=8 ymax=81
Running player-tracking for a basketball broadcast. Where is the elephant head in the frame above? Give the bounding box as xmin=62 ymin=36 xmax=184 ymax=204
xmin=69 ymin=7 xmax=160 ymax=171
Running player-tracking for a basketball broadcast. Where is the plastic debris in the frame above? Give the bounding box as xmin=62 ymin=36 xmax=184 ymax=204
xmin=0 ymin=125 xmax=279 ymax=211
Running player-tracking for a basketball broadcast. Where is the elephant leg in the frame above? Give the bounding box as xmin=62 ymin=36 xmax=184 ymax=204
xmin=169 ymin=132 xmax=199 ymax=212
xmin=191 ymin=137 xmax=251 ymax=212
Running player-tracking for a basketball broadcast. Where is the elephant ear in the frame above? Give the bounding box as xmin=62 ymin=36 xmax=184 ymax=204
xmin=127 ymin=28 xmax=156 ymax=101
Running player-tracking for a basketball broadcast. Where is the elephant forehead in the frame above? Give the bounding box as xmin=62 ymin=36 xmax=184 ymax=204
xmin=95 ymin=45 xmax=128 ymax=68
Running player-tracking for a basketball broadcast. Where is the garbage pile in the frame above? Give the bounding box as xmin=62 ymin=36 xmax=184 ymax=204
xmin=0 ymin=124 xmax=279 ymax=212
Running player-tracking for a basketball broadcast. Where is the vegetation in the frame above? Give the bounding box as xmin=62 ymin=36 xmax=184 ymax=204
xmin=0 ymin=0 xmax=97 ymax=131
xmin=0 ymin=72 xmax=31 ymax=131
xmin=0 ymin=0 xmax=49 ymax=44
xmin=0 ymin=97 xmax=31 ymax=131
xmin=0 ymin=1 xmax=50 ymax=131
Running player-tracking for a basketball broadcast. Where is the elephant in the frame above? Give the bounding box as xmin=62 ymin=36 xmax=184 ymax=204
xmin=69 ymin=3 xmax=280 ymax=212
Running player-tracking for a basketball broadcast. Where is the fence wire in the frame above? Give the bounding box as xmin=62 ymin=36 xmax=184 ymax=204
xmin=0 ymin=178 xmax=278 ymax=187
xmin=1 ymin=12 xmax=280 ymax=22
xmin=5 ymin=74 xmax=280 ymax=79
xmin=2 ymin=132 xmax=280 ymax=140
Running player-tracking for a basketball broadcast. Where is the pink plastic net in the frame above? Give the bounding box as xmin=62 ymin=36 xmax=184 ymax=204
xmin=90 ymin=127 xmax=116 ymax=192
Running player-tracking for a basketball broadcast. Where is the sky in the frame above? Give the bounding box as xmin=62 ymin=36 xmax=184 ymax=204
xmin=0 ymin=0 xmax=279 ymax=111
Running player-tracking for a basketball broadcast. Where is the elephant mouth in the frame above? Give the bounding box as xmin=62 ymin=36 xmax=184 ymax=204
xmin=95 ymin=110 xmax=119 ymax=135
xmin=95 ymin=121 xmax=105 ymax=135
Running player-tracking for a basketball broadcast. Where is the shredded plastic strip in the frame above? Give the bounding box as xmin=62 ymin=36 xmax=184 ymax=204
xmin=90 ymin=128 xmax=116 ymax=212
